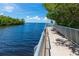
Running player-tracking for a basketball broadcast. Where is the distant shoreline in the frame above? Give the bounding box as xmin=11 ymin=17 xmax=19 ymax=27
xmin=0 ymin=15 xmax=25 ymax=26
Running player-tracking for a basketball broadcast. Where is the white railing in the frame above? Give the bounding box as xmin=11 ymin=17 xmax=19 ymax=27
xmin=34 ymin=23 xmax=53 ymax=56
xmin=54 ymin=25 xmax=79 ymax=45
xmin=34 ymin=26 xmax=46 ymax=56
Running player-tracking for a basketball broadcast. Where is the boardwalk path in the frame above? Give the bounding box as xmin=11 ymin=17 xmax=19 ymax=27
xmin=46 ymin=27 xmax=76 ymax=56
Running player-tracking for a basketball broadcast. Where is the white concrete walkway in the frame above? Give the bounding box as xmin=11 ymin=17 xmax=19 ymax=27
xmin=47 ymin=27 xmax=76 ymax=56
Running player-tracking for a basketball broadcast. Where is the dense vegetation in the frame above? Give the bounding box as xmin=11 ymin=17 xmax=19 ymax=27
xmin=44 ymin=3 xmax=79 ymax=29
xmin=0 ymin=15 xmax=25 ymax=26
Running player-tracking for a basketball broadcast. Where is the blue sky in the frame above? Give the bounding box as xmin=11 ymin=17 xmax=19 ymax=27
xmin=0 ymin=3 xmax=50 ymax=23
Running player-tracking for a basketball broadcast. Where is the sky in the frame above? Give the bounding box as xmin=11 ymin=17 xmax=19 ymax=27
xmin=0 ymin=3 xmax=50 ymax=23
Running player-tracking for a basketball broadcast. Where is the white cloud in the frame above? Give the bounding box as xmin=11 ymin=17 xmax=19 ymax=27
xmin=0 ymin=13 xmax=4 ymax=15
xmin=32 ymin=16 xmax=41 ymax=20
xmin=26 ymin=16 xmax=41 ymax=20
xmin=3 ymin=5 xmax=15 ymax=12
xmin=26 ymin=16 xmax=30 ymax=18
xmin=43 ymin=17 xmax=51 ymax=23
xmin=44 ymin=17 xmax=48 ymax=20
xmin=25 ymin=16 xmax=51 ymax=23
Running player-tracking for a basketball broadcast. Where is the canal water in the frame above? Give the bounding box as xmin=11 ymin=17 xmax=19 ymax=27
xmin=0 ymin=23 xmax=45 ymax=56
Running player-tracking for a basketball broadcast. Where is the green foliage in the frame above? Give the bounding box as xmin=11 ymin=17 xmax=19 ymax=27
xmin=44 ymin=3 xmax=79 ymax=29
xmin=0 ymin=15 xmax=25 ymax=26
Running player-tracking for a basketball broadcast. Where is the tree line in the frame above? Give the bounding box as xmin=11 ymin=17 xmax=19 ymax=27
xmin=44 ymin=3 xmax=79 ymax=29
xmin=0 ymin=15 xmax=25 ymax=26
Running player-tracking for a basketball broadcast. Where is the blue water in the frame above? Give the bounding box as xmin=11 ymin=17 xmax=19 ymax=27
xmin=0 ymin=23 xmax=45 ymax=56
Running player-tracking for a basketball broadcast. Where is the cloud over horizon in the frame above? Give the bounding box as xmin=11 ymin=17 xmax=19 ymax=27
xmin=25 ymin=16 xmax=50 ymax=23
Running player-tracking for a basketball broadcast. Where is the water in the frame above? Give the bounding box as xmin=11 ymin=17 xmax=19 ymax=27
xmin=0 ymin=23 xmax=45 ymax=56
